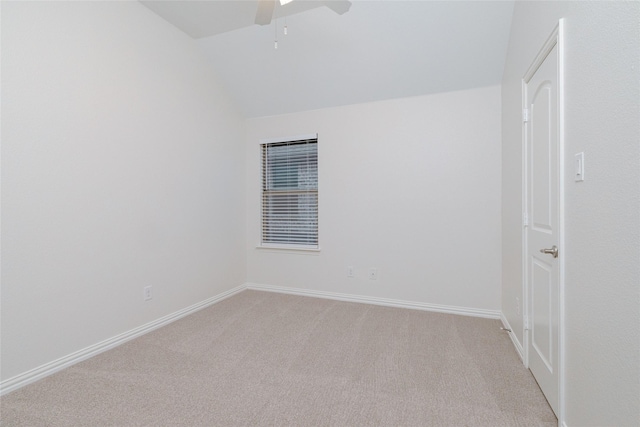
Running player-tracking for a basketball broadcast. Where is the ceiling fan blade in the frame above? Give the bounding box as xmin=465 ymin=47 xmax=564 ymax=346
xmin=255 ymin=0 xmax=276 ymax=25
xmin=323 ymin=0 xmax=351 ymax=15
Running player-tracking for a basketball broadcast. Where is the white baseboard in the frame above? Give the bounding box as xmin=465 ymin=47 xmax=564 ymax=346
xmin=2 ymin=283 xmax=503 ymax=396
xmin=246 ymin=283 xmax=501 ymax=319
xmin=500 ymin=312 xmax=525 ymax=362
xmin=0 ymin=284 xmax=245 ymax=396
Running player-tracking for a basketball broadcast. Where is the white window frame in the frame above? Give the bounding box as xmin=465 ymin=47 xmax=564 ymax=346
xmin=259 ymin=134 xmax=319 ymax=251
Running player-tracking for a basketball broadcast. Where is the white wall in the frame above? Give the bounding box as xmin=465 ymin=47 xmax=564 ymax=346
xmin=246 ymin=86 xmax=502 ymax=313
xmin=1 ymin=1 xmax=246 ymax=381
xmin=502 ymin=2 xmax=640 ymax=425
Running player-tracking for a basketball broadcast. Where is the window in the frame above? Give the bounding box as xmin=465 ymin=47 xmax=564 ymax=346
xmin=261 ymin=136 xmax=318 ymax=248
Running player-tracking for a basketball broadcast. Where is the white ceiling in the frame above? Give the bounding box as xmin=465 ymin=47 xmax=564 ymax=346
xmin=141 ymin=1 xmax=515 ymax=118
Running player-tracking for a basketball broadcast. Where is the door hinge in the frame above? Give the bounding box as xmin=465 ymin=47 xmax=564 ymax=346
xmin=524 ymin=316 xmax=530 ymax=331
xmin=523 ymin=108 xmax=530 ymax=122
xmin=523 ymin=212 xmax=529 ymax=227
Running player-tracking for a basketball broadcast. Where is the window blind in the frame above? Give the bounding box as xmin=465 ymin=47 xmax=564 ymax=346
xmin=261 ymin=138 xmax=318 ymax=247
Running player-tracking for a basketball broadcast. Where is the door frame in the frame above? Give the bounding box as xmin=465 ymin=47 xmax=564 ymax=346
xmin=521 ymin=19 xmax=565 ymax=425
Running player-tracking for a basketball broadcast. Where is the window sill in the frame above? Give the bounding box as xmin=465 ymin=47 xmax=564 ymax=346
xmin=256 ymin=244 xmax=321 ymax=254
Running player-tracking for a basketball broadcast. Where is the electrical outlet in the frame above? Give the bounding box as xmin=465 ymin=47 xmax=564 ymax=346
xmin=347 ymin=266 xmax=355 ymax=278
xmin=144 ymin=286 xmax=152 ymax=301
xmin=368 ymin=268 xmax=378 ymax=280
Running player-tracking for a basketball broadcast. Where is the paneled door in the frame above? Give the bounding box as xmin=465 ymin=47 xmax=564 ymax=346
xmin=524 ymin=23 xmax=563 ymax=417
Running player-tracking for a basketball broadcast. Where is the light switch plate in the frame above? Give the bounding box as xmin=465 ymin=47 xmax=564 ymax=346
xmin=574 ymin=152 xmax=585 ymax=182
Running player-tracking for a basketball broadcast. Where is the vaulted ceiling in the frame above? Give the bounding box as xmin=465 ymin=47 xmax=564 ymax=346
xmin=141 ymin=1 xmax=515 ymax=118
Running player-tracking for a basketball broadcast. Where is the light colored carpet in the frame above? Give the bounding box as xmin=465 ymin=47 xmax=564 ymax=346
xmin=1 ymin=290 xmax=556 ymax=426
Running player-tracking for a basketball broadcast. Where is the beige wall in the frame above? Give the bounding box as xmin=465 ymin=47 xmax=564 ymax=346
xmin=1 ymin=1 xmax=246 ymax=381
xmin=501 ymin=2 xmax=640 ymax=425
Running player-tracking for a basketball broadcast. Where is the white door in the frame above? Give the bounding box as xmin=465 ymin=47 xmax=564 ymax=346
xmin=524 ymin=27 xmax=562 ymax=417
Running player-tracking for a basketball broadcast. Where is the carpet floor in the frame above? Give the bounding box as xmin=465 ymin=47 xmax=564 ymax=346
xmin=1 ymin=290 xmax=556 ymax=426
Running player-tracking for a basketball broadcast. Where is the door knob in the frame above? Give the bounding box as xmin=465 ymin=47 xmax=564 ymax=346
xmin=539 ymin=245 xmax=558 ymax=258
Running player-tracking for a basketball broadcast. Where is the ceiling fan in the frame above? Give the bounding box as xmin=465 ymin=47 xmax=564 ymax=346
xmin=255 ymin=0 xmax=352 ymax=25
